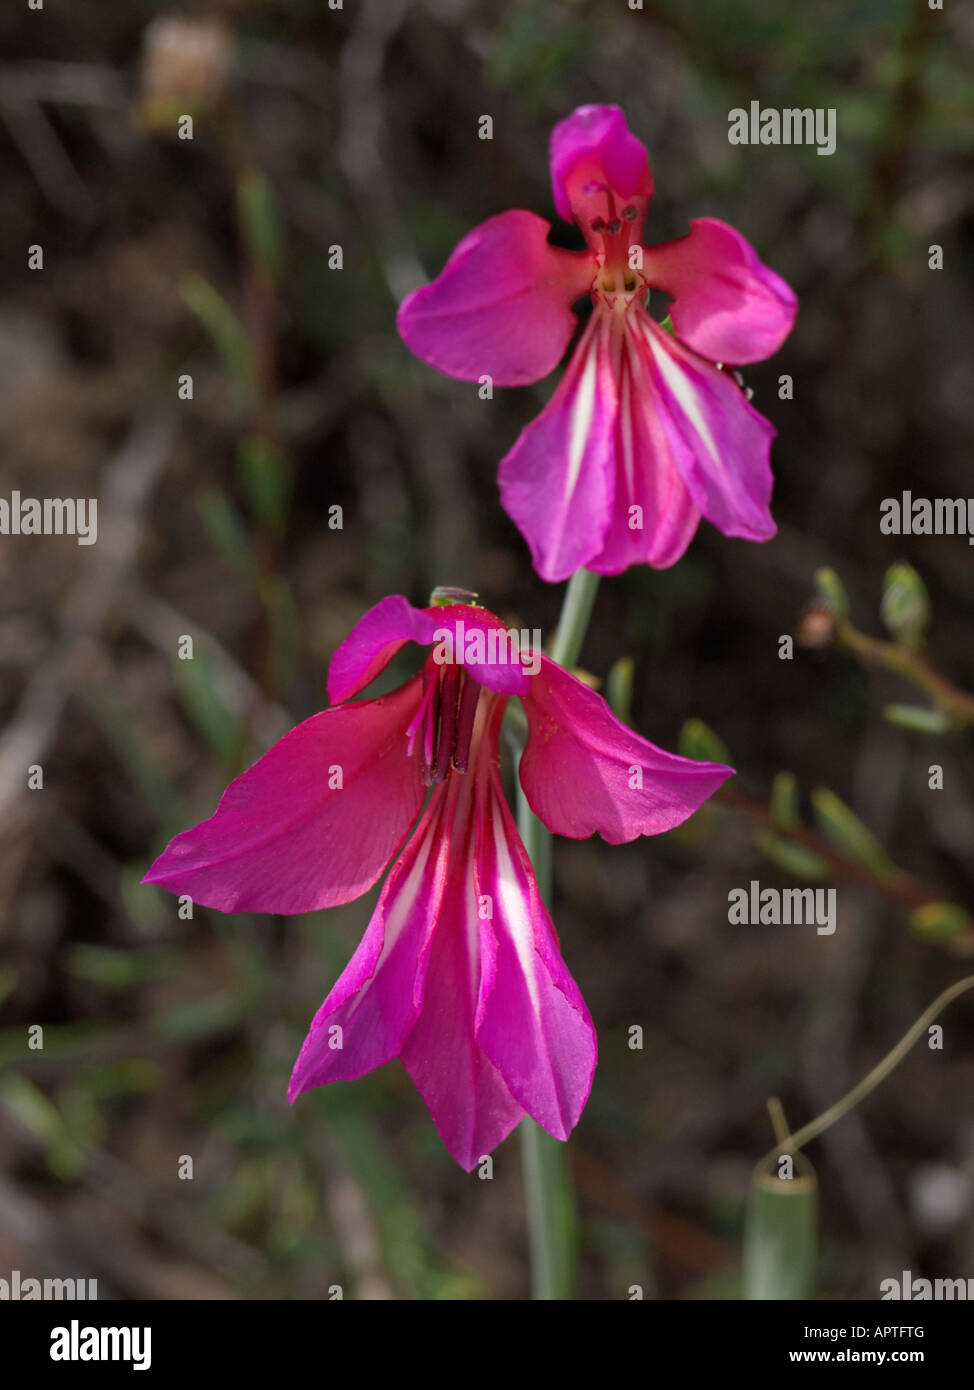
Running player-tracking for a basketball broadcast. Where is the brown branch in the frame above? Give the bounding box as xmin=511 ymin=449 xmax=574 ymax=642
xmin=717 ymin=784 xmax=974 ymax=955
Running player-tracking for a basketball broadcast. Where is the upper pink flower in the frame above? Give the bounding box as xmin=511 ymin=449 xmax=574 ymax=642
xmin=144 ymin=594 xmax=732 ymax=1169
xmin=397 ymin=105 xmax=798 ymax=582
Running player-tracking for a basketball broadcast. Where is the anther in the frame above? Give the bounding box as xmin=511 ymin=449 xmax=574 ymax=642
xmin=622 ymin=204 xmax=639 ymax=221
xmin=590 ymin=216 xmax=606 ymax=233
xmin=606 ymin=218 xmax=622 ymax=235
xmin=434 ymin=666 xmax=461 ymax=784
xmin=452 ymin=671 xmax=481 ymax=774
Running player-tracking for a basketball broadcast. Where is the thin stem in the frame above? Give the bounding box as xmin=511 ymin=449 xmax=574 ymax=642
xmin=757 ymin=974 xmax=974 ymax=1172
xmin=836 ymin=621 xmax=974 ymax=727
xmin=551 ymin=567 xmax=602 ymax=670
xmin=517 ymin=567 xmax=601 ymax=1300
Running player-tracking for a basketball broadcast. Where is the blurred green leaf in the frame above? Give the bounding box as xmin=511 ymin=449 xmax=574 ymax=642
xmin=0 ymin=1023 xmax=120 ymax=1068
xmin=153 ymin=991 xmax=250 ymax=1042
xmin=172 ymin=644 xmax=245 ymax=765
xmin=236 ymin=435 xmax=291 ymax=533
xmin=813 ymin=567 xmax=849 ymax=622
xmin=61 ymin=943 xmax=173 ymax=990
xmin=236 ymin=168 xmax=283 ymax=280
xmin=606 ymin=657 xmax=634 ymax=725
xmin=196 ymin=489 xmax=258 ymax=587
xmin=810 ymin=787 xmax=900 ymax=881
xmin=754 ymin=831 xmax=829 ymax=881
xmin=678 ymin=717 xmax=731 ymax=766
xmin=260 ymin=574 xmax=301 ymax=692
xmin=0 ymin=1072 xmax=63 ymax=1144
xmin=84 ymin=684 xmax=187 ymax=831
xmin=881 ymin=562 xmax=931 ymax=649
xmin=909 ymin=901 xmax=972 ymax=942
xmin=181 ymin=274 xmax=254 ymax=400
xmin=770 ymin=770 xmax=799 ymax=829
xmin=883 ymin=703 xmax=953 ymax=734
xmin=0 ymin=964 xmax=17 ymax=1009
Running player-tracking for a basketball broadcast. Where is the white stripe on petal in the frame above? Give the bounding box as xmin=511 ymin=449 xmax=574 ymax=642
xmin=489 ymin=798 xmax=543 ymax=1018
xmin=648 ymin=326 xmax=723 ymax=469
xmin=563 ymin=332 xmax=600 ymax=506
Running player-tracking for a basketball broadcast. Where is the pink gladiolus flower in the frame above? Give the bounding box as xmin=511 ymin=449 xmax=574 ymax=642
xmin=397 ymin=105 xmax=798 ymax=582
xmin=144 ymin=595 xmax=732 ymax=1168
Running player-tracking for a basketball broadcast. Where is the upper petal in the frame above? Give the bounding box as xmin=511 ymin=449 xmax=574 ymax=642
xmin=550 ymin=105 xmax=653 ymax=235
xmin=396 ymin=209 xmax=593 ymax=386
xmin=329 ymin=594 xmax=534 ymax=703
xmin=498 ymin=312 xmax=618 ymax=583
xmin=644 ymin=218 xmax=797 ymax=365
xmin=474 ymin=766 xmax=596 ymax=1141
xmin=639 ymin=313 xmax=778 ymax=543
xmin=520 ymin=655 xmax=733 ymax=844
xmin=327 ymin=595 xmax=438 ymax=704
xmin=143 ymin=677 xmax=426 ymax=913
xmin=427 ymin=603 xmax=532 ymax=697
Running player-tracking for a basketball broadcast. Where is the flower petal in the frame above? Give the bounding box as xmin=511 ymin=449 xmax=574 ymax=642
xmin=143 ymin=677 xmax=426 ymax=913
xmin=474 ymin=767 xmax=596 ymax=1140
xmin=645 ymin=217 xmax=797 ymax=365
xmin=520 ymin=656 xmax=733 ymax=843
xmin=591 ymin=314 xmax=701 ymax=573
xmin=288 ymin=780 xmax=451 ymax=1097
xmin=327 ymin=595 xmax=438 ymax=704
xmin=498 ymin=313 xmax=618 ymax=583
xmin=396 ymin=209 xmax=593 ymax=387
xmin=399 ymin=765 xmax=524 ymax=1170
xmin=639 ymin=313 xmax=778 ymax=543
xmin=426 ymin=603 xmax=531 ymax=697
xmin=550 ymin=104 xmax=653 ymax=233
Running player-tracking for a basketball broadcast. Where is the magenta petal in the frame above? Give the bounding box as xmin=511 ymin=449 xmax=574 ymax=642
xmin=288 ymin=783 xmax=451 ymax=1099
xmin=327 ymin=595 xmax=438 ymax=703
xmin=520 ymin=656 xmax=733 ymax=844
xmin=645 ymin=218 xmax=797 ymax=365
xmin=498 ymin=314 xmax=617 ymax=583
xmin=399 ymin=779 xmax=524 ymax=1171
xmin=475 ymin=769 xmax=596 ymax=1140
xmin=591 ymin=316 xmax=701 ymax=573
xmin=143 ymin=678 xmax=426 ymax=913
xmin=639 ymin=314 xmax=778 ymax=543
xmin=550 ymin=104 xmax=653 ymax=229
xmin=426 ymin=603 xmax=531 ymax=697
xmin=396 ymin=210 xmax=593 ymax=387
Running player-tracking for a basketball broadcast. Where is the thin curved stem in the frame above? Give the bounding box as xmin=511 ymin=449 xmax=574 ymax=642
xmin=757 ymin=974 xmax=974 ymax=1172
xmin=517 ymin=567 xmax=601 ymax=1300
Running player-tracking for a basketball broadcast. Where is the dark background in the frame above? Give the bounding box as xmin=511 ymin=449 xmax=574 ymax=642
xmin=1 ymin=0 xmax=972 ymax=1299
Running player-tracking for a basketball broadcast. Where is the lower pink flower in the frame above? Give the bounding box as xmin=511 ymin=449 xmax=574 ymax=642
xmin=144 ymin=595 xmax=733 ymax=1168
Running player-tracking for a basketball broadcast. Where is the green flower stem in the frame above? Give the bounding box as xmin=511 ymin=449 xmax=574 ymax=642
xmin=516 ymin=567 xmax=601 ymax=1300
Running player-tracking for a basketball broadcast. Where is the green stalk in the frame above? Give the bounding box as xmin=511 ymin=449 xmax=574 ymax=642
xmin=516 ymin=567 xmax=601 ymax=1300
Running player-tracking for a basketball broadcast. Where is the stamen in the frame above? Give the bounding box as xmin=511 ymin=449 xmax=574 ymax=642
xmin=622 ymin=204 xmax=639 ymax=220
xmin=606 ymin=217 xmax=622 ymax=235
xmin=452 ymin=670 xmax=481 ymax=773
xmin=590 ymin=216 xmax=606 ymax=233
xmin=420 ymin=665 xmax=440 ymax=786
xmin=434 ymin=665 xmax=461 ymax=784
